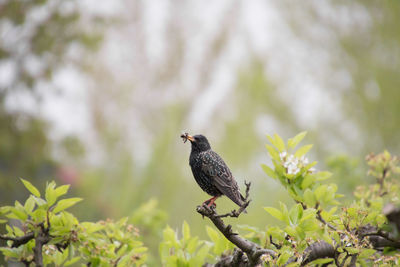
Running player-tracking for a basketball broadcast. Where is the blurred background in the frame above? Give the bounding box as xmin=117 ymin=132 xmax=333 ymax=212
xmin=1 ymin=0 xmax=399 ymax=263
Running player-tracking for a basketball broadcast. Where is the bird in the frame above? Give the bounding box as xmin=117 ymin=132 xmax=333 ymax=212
xmin=180 ymin=132 xmax=246 ymax=209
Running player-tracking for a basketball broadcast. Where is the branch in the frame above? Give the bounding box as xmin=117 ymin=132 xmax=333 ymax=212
xmin=358 ymin=224 xmax=400 ymax=249
xmin=33 ymin=222 xmax=50 ymax=267
xmin=0 ymin=232 xmax=35 ymax=248
xmin=216 ymin=181 xmax=251 ymax=218
xmin=197 ymin=182 xmax=276 ymax=266
xmin=315 ymin=203 xmax=336 ymax=230
xmin=383 ymin=203 xmax=400 ymax=232
xmin=300 ymin=240 xmax=336 ymax=266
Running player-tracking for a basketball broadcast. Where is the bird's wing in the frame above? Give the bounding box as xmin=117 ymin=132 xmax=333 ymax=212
xmin=200 ymin=151 xmax=244 ymax=207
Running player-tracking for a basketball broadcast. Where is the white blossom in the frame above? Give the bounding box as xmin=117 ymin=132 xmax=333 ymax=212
xmin=280 ymin=152 xmax=310 ymax=175
xmin=300 ymin=155 xmax=309 ymax=165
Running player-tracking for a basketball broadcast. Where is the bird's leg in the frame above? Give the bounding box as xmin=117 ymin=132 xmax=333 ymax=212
xmin=204 ymin=196 xmax=219 ymax=208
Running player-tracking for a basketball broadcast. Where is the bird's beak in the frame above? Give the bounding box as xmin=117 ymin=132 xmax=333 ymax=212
xmin=186 ymin=135 xmax=195 ymax=142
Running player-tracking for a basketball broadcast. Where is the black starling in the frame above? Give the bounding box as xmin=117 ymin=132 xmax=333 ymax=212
xmin=181 ymin=133 xmax=246 ymax=208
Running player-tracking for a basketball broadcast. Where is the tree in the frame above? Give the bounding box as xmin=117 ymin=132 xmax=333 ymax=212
xmin=1 ymin=133 xmax=400 ymax=266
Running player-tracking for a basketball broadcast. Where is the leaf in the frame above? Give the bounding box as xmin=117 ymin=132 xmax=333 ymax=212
xmin=299 ymin=218 xmax=318 ymax=232
xmin=345 ymin=247 xmax=359 ymax=254
xmin=303 ymin=189 xmax=316 ymax=207
xmin=54 ymin=185 xmax=70 ymax=198
xmin=81 ymin=222 xmax=105 ymax=234
xmin=186 ymin=237 xmax=199 ymax=254
xmin=163 ymin=226 xmax=179 ymax=249
xmin=64 ymin=257 xmax=80 ymax=266
xmin=289 ymin=203 xmax=303 ymax=224
xmin=310 ymin=258 xmax=334 ymax=265
xmin=265 ymin=144 xmax=280 ymax=162
xmin=301 ymin=174 xmax=315 ymax=189
xmin=279 ymin=202 xmax=290 ymax=225
xmin=45 ymin=181 xmax=57 ymax=206
xmin=33 ymin=196 xmax=47 ymax=207
xmin=277 ymin=251 xmax=291 ymax=266
xmin=273 ymin=134 xmax=286 ymax=152
xmin=314 ymin=185 xmax=327 ymax=201
xmin=264 ymin=207 xmax=284 ymax=221
xmin=294 ymin=144 xmax=313 ymax=158
xmin=182 ymin=221 xmax=190 ymax=242
xmin=315 ymin=171 xmax=332 ymax=181
xmin=288 ymin=131 xmax=307 ymax=149
xmin=359 ymin=248 xmax=376 ymax=258
xmin=261 ymin=164 xmax=277 ymax=179
xmin=52 ymin=198 xmax=83 ymax=213
xmin=20 ymin=178 xmax=40 ymax=197
xmin=206 ymin=226 xmax=220 ymax=244
xmin=24 ymin=195 xmax=36 ymax=214
xmin=8 ymin=207 xmax=27 ymax=221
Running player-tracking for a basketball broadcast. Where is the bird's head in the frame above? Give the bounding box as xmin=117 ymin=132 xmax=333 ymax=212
xmin=181 ymin=133 xmax=211 ymax=152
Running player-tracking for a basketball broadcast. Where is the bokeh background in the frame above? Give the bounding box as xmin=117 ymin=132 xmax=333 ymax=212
xmin=1 ymin=0 xmax=399 ymax=264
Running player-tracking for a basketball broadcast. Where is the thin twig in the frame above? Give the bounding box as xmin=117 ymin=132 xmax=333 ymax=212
xmin=314 ymin=203 xmax=336 ymax=230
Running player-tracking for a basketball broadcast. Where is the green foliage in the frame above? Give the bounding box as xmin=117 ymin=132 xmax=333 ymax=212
xmin=0 ymin=179 xmax=147 ymax=266
xmin=159 ymin=221 xmax=235 ymax=266
xmin=259 ymin=132 xmax=400 ymax=266
xmin=2 ymin=133 xmax=400 ymax=266
xmin=159 ymin=222 xmax=212 ymax=266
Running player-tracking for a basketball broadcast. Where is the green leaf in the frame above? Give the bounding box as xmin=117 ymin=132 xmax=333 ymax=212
xmin=20 ymin=178 xmax=40 ymax=197
xmin=163 ymin=226 xmax=179 ymax=249
xmin=182 ymin=220 xmax=190 ymax=242
xmin=294 ymin=144 xmax=313 ymax=158
xmin=64 ymin=257 xmax=80 ymax=266
xmin=24 ymin=195 xmax=36 ymax=214
xmin=345 ymin=247 xmax=359 ymax=254
xmin=359 ymin=248 xmax=376 ymax=258
xmin=54 ymin=185 xmax=70 ymax=198
xmin=261 ymin=164 xmax=277 ymax=179
xmin=264 ymin=207 xmax=284 ymax=221
xmin=81 ymin=222 xmax=105 ymax=234
xmin=288 ymin=131 xmax=307 ymax=150
xmin=186 ymin=237 xmax=199 ymax=254
xmin=299 ymin=218 xmax=318 ymax=232
xmin=289 ymin=203 xmax=303 ymax=224
xmin=266 ymin=144 xmax=280 ymax=162
xmin=314 ymin=185 xmax=327 ymax=201
xmin=277 ymin=251 xmax=291 ymax=266
xmin=52 ymin=198 xmax=83 ymax=213
xmin=8 ymin=207 xmax=27 ymax=221
xmin=315 ymin=171 xmax=332 ymax=181
xmin=45 ymin=181 xmax=57 ymax=206
xmin=206 ymin=226 xmax=220 ymax=244
xmin=279 ymin=202 xmax=290 ymax=225
xmin=273 ymin=134 xmax=286 ymax=152
xmin=310 ymin=258 xmax=334 ymax=265
xmin=301 ymin=174 xmax=315 ymax=189
xmin=303 ymin=189 xmax=316 ymax=207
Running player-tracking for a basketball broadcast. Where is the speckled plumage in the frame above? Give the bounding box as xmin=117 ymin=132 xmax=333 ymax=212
xmin=185 ymin=134 xmax=245 ymax=207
